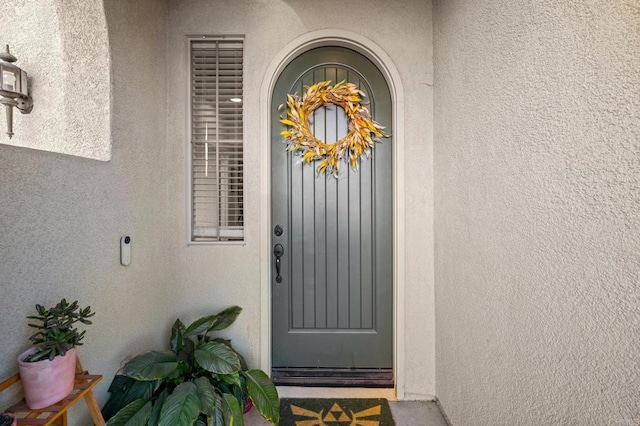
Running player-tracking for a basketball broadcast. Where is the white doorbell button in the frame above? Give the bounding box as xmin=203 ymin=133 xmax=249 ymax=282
xmin=120 ymin=236 xmax=131 ymax=266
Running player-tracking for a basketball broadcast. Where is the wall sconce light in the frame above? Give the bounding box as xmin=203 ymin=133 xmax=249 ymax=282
xmin=0 ymin=45 xmax=33 ymax=139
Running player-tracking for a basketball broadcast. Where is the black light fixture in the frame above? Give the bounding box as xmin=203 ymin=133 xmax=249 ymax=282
xmin=0 ymin=45 xmax=33 ymax=139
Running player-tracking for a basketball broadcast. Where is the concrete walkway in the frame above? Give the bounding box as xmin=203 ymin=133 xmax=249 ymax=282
xmin=389 ymin=401 xmax=449 ymax=426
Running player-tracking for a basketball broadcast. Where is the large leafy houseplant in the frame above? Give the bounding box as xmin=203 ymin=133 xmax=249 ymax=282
xmin=103 ymin=306 xmax=279 ymax=426
xmin=0 ymin=413 xmax=16 ymax=426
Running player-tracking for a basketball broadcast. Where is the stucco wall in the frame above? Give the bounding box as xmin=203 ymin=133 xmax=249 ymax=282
xmin=0 ymin=0 xmax=110 ymax=161
xmin=0 ymin=0 xmax=169 ymax=424
xmin=166 ymin=0 xmax=435 ymax=398
xmin=434 ymin=1 xmax=640 ymax=425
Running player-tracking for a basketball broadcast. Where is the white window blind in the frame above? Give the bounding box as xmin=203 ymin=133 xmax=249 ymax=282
xmin=190 ymin=38 xmax=244 ymax=243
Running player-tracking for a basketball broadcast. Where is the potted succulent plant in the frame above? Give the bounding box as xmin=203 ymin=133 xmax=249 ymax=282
xmin=0 ymin=413 xmax=16 ymax=426
xmin=18 ymin=299 xmax=94 ymax=409
xmin=102 ymin=306 xmax=279 ymax=426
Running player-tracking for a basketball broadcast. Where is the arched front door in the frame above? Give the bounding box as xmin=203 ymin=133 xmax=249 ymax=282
xmin=271 ymin=46 xmax=393 ymax=386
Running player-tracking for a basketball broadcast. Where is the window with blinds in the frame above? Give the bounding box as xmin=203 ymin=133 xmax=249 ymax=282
xmin=190 ymin=38 xmax=244 ymax=243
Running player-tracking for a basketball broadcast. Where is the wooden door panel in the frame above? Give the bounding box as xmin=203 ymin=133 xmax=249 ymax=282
xmin=271 ymin=47 xmax=393 ymax=382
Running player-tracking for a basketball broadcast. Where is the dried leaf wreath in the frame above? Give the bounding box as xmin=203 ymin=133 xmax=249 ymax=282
xmin=280 ymin=80 xmax=387 ymax=176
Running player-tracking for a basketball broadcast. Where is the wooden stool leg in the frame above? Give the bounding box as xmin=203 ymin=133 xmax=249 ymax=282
xmin=84 ymin=391 xmax=106 ymax=426
xmin=51 ymin=414 xmax=67 ymax=426
xmin=76 ymin=356 xmax=105 ymax=425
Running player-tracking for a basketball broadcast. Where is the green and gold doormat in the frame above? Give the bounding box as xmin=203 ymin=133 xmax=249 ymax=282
xmin=279 ymin=398 xmax=395 ymax=426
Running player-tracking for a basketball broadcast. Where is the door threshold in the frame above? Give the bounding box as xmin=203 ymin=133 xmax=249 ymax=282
xmin=272 ymin=368 xmax=393 ymax=387
xmin=277 ymin=386 xmax=397 ymax=401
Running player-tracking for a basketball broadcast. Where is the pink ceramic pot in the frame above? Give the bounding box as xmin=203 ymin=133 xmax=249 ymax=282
xmin=18 ymin=347 xmax=77 ymax=409
xmin=243 ymin=398 xmax=253 ymax=414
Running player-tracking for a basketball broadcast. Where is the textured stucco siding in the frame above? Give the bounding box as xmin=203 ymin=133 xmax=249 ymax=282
xmin=0 ymin=0 xmax=110 ymax=161
xmin=56 ymin=0 xmax=111 ymax=161
xmin=0 ymin=1 xmax=169 ymax=424
xmin=0 ymin=1 xmax=435 ymax=418
xmin=165 ymin=0 xmax=436 ymax=398
xmin=434 ymin=1 xmax=640 ymax=425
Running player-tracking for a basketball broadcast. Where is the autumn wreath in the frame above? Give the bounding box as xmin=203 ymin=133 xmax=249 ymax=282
xmin=280 ymin=80 xmax=387 ymax=176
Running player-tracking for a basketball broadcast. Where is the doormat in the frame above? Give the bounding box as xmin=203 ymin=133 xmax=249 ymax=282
xmin=279 ymin=398 xmax=395 ymax=426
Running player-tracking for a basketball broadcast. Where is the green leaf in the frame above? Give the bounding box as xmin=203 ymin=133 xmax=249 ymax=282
xmin=194 ymin=342 xmax=241 ymax=374
xmin=124 ymin=351 xmax=178 ymax=381
xmin=170 ymin=319 xmax=185 ymax=354
xmin=212 ymin=338 xmax=248 ymax=370
xmin=194 ymin=418 xmax=207 ymax=426
xmin=184 ymin=314 xmax=219 ymax=337
xmin=106 ymin=398 xmax=152 ymax=426
xmin=25 ymin=349 xmax=50 ymax=363
xmin=221 ymin=393 xmax=244 ymax=426
xmin=102 ymin=375 xmax=155 ymax=421
xmin=177 ymin=337 xmax=195 ymax=363
xmin=148 ymin=389 xmax=169 ymax=426
xmin=184 ymin=306 xmax=242 ymax=337
xmin=193 ymin=377 xmax=216 ymax=417
xmin=217 ymin=372 xmax=242 ymax=388
xmin=206 ymin=306 xmax=242 ymax=332
xmin=211 ymin=392 xmax=224 ymax=426
xmin=158 ymin=382 xmax=201 ymax=426
xmin=231 ymin=373 xmax=248 ymax=409
xmin=244 ymin=370 xmax=279 ymax=424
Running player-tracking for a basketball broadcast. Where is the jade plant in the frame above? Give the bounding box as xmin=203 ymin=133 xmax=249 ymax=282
xmin=103 ymin=306 xmax=279 ymax=426
xmin=25 ymin=299 xmax=94 ymax=362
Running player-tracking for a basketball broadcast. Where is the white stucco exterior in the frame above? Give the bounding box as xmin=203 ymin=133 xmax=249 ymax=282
xmin=0 ymin=0 xmax=168 ymax=423
xmin=0 ymin=0 xmax=637 ymax=425
xmin=164 ymin=0 xmax=436 ymax=400
xmin=1 ymin=1 xmax=435 ymax=423
xmin=0 ymin=0 xmax=110 ymax=161
xmin=434 ymin=0 xmax=640 ymax=425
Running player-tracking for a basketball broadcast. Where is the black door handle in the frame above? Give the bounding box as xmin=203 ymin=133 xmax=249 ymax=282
xmin=274 ymin=244 xmax=284 ymax=283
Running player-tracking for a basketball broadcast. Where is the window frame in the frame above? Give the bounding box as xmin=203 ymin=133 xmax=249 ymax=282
xmin=186 ymin=35 xmax=246 ymax=246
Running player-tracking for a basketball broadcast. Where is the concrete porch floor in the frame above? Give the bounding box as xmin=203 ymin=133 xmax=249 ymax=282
xmin=245 ymin=387 xmax=449 ymax=425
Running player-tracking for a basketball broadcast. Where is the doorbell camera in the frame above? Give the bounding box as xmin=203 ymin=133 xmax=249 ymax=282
xmin=120 ymin=236 xmax=131 ymax=266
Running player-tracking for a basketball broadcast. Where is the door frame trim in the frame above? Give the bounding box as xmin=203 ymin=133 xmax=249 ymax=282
xmin=259 ymin=30 xmax=406 ymax=400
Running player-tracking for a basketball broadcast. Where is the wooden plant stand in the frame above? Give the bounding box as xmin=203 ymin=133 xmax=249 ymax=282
xmin=0 ymin=357 xmax=105 ymax=426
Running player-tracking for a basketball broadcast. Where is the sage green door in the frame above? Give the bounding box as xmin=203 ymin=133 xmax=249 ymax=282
xmin=271 ymin=46 xmax=393 ymax=386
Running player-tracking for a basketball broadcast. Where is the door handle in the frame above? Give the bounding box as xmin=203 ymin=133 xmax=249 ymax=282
xmin=274 ymin=244 xmax=284 ymax=283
